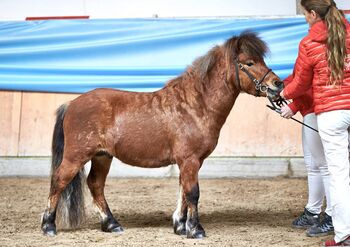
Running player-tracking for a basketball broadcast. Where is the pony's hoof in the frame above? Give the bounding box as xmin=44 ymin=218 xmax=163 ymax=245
xmin=44 ymin=230 xmax=57 ymax=237
xmin=110 ymin=226 xmax=124 ymax=234
xmin=42 ymin=223 xmax=57 ymax=237
xmin=174 ymin=221 xmax=186 ymax=235
xmin=102 ymin=221 xmax=124 ymax=233
xmin=187 ymin=230 xmax=206 ymax=239
xmin=42 ymin=225 xmax=57 ymax=237
xmin=186 ymin=224 xmax=206 ymax=239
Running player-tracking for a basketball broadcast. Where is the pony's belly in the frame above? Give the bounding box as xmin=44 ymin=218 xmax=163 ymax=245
xmin=112 ymin=140 xmax=174 ymax=168
xmin=116 ymin=154 xmax=173 ymax=168
xmin=110 ymin=116 xmax=174 ymax=168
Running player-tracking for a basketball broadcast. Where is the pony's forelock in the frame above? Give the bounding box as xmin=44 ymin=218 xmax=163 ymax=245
xmin=224 ymin=31 xmax=269 ymax=63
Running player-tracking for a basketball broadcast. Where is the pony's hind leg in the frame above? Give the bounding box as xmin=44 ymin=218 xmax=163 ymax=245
xmin=177 ymin=157 xmax=206 ymax=239
xmin=87 ymin=153 xmax=123 ymax=233
xmin=42 ymin=158 xmax=86 ymax=236
xmin=172 ymin=175 xmax=188 ymax=235
xmin=42 ymin=103 xmax=87 ymax=236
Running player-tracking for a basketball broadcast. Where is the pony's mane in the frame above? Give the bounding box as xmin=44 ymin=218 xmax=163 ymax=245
xmin=193 ymin=31 xmax=269 ymax=80
xmin=166 ymin=31 xmax=269 ymax=85
xmin=192 ymin=47 xmax=219 ymax=81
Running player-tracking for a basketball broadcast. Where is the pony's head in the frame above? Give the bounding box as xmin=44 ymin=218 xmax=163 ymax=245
xmin=224 ymin=31 xmax=283 ymax=100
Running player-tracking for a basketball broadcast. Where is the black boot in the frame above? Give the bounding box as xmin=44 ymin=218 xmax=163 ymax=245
xmin=292 ymin=208 xmax=320 ymax=229
xmin=306 ymin=213 xmax=334 ymax=237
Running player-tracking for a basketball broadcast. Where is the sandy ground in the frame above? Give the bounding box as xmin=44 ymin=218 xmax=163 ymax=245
xmin=0 ymin=177 xmax=331 ymax=247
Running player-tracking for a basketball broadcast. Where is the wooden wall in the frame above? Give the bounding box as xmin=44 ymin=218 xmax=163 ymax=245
xmin=0 ymin=90 xmax=303 ymax=157
xmin=0 ymin=91 xmax=77 ymax=156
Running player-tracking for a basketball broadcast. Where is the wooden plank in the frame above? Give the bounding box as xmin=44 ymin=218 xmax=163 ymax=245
xmin=18 ymin=92 xmax=78 ymax=156
xmin=213 ymin=94 xmax=303 ymax=156
xmin=0 ymin=91 xmax=22 ymax=156
xmin=14 ymin=92 xmax=303 ymax=157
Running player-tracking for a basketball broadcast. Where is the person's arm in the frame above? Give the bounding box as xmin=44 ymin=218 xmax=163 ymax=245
xmin=280 ymin=88 xmax=314 ymax=118
xmin=283 ymin=74 xmax=293 ymax=86
xmin=280 ymin=75 xmax=298 ymax=118
xmin=281 ymin=41 xmax=314 ymax=99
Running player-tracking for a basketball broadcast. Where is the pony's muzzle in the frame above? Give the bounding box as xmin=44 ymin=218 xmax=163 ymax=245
xmin=273 ymin=80 xmax=284 ymax=89
xmin=267 ymin=81 xmax=284 ymax=100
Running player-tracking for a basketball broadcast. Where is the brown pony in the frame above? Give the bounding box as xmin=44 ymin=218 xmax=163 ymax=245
xmin=41 ymin=31 xmax=283 ymax=238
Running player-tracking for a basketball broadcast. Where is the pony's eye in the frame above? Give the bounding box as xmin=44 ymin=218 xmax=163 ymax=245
xmin=246 ymin=62 xmax=254 ymax=67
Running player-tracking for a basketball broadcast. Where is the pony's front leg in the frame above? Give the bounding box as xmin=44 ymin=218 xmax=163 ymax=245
xmin=178 ymin=158 xmax=206 ymax=239
xmin=87 ymin=155 xmax=123 ymax=233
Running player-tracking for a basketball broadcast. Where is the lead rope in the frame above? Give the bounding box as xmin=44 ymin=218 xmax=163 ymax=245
xmin=266 ymin=97 xmax=319 ymax=133
xmin=233 ymin=60 xmax=318 ymax=132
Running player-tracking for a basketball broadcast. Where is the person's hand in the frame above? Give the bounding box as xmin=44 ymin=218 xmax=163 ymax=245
xmin=279 ymin=90 xmax=285 ymax=99
xmin=280 ymin=105 xmax=294 ymax=119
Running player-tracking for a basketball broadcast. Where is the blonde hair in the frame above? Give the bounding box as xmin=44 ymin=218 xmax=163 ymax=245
xmin=301 ymin=0 xmax=347 ymax=86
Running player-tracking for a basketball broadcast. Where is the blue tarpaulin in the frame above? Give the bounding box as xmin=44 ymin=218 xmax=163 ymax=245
xmin=0 ymin=17 xmax=347 ymax=93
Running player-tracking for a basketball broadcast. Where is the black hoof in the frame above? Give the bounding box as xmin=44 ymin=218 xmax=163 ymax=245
xmin=110 ymin=225 xmax=124 ymax=233
xmin=42 ymin=224 xmax=57 ymax=237
xmin=44 ymin=230 xmax=57 ymax=237
xmin=42 ymin=210 xmax=57 ymax=237
xmin=101 ymin=220 xmax=123 ymax=233
xmin=174 ymin=221 xmax=186 ymax=235
xmin=186 ymin=224 xmax=206 ymax=239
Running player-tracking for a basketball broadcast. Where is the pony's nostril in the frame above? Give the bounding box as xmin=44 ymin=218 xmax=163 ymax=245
xmin=273 ymin=80 xmax=284 ymax=88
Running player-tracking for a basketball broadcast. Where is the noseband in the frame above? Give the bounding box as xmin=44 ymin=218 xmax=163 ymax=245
xmin=234 ymin=60 xmax=272 ymax=96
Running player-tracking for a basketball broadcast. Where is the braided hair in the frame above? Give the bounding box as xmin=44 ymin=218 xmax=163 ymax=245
xmin=301 ymin=0 xmax=347 ymax=86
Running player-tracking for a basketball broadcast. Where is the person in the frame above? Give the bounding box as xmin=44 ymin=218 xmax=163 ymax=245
xmin=280 ymin=76 xmax=333 ymax=237
xmin=280 ymin=0 xmax=350 ymax=245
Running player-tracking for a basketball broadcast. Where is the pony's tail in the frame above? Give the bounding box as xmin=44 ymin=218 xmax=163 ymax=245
xmin=50 ymin=103 xmax=86 ymax=229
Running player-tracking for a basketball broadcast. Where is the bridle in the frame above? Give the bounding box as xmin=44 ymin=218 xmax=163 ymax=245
xmin=234 ymin=59 xmax=272 ymax=96
xmin=234 ymin=59 xmax=287 ymax=114
xmin=232 ymin=59 xmax=319 ymax=133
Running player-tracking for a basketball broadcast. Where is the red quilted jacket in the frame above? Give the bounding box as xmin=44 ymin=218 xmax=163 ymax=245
xmin=283 ymin=74 xmax=313 ymax=116
xmin=283 ymin=18 xmax=350 ymax=114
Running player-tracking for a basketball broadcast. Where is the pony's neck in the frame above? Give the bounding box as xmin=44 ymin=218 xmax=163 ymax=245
xmin=199 ymin=63 xmax=240 ymax=126
xmin=168 ymin=62 xmax=240 ymax=129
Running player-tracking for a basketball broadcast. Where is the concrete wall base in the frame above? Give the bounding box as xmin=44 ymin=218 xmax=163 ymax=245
xmin=0 ymin=157 xmax=306 ymax=178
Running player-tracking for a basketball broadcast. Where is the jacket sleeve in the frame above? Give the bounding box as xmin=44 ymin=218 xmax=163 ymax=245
xmin=283 ymin=74 xmax=299 ymax=114
xmin=283 ymin=74 xmax=293 ymax=86
xmin=283 ymin=40 xmax=314 ymax=99
xmin=287 ymin=101 xmax=299 ymax=114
